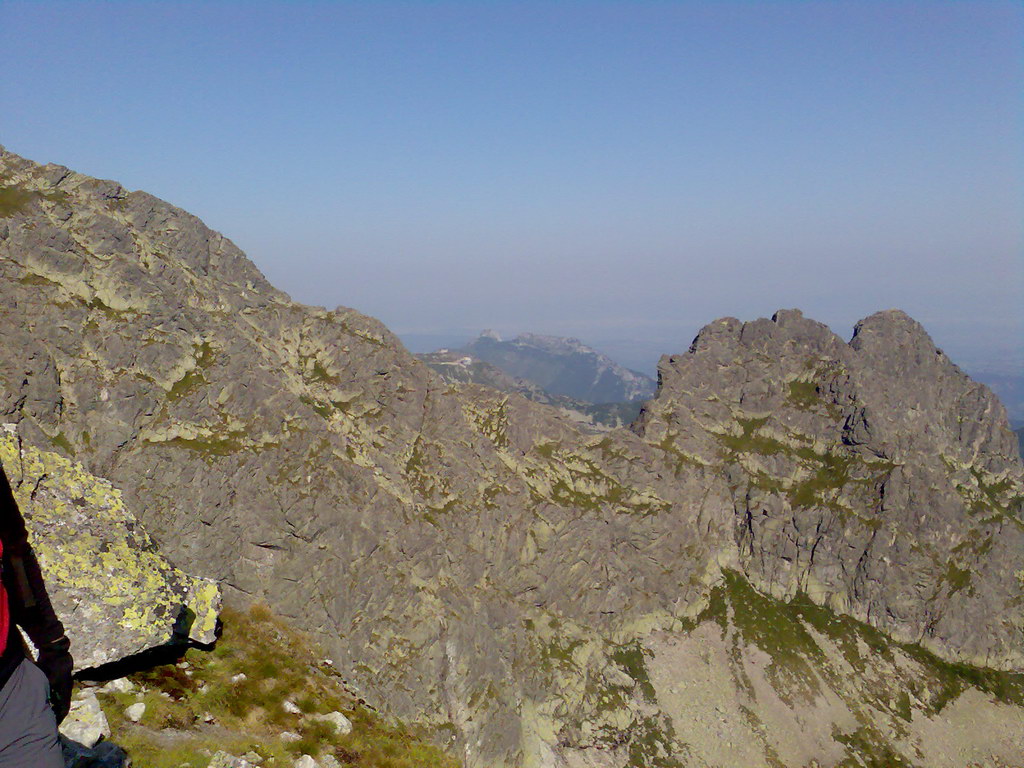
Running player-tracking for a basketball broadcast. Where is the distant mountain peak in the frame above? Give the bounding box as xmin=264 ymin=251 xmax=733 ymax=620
xmin=459 ymin=331 xmax=657 ymax=403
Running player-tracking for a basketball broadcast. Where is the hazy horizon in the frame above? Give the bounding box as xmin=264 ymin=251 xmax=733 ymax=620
xmin=2 ymin=1 xmax=1021 ymax=379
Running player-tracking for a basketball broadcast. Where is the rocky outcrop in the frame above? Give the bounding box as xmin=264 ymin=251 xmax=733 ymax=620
xmin=2 ymin=147 xmax=1022 ymax=767
xmin=0 ymin=432 xmax=220 ymax=669
xmin=634 ymin=308 xmax=1024 ymax=670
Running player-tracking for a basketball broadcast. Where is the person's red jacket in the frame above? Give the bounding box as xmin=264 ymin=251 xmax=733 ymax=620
xmin=0 ymin=461 xmax=73 ymax=723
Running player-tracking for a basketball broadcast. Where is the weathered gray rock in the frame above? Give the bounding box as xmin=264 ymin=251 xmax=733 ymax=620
xmin=60 ymin=691 xmax=110 ymax=748
xmin=2 ymin=148 xmax=1021 ymax=768
xmin=124 ymin=702 xmax=145 ymax=723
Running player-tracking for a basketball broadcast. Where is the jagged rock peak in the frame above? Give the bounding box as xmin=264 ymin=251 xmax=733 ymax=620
xmin=851 ymin=307 xmax=945 ymax=359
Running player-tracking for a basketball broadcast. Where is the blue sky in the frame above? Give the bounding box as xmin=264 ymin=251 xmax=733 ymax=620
xmin=1 ymin=1 xmax=1021 ymax=374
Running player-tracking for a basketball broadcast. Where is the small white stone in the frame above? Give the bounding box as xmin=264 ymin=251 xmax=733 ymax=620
xmin=202 ymin=711 xmax=216 ymax=723
xmin=207 ymin=751 xmax=256 ymax=768
xmin=293 ymin=756 xmax=318 ymax=768
xmin=125 ymin=702 xmax=146 ymax=722
xmin=283 ymin=699 xmax=302 ymax=715
xmin=100 ymin=677 xmax=135 ymax=694
xmin=280 ymin=731 xmax=301 ymax=742
xmin=59 ymin=691 xmax=110 ymax=748
xmin=230 ymin=673 xmax=247 ymax=683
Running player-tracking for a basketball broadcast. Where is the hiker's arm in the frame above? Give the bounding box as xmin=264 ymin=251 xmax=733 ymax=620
xmin=1 ymin=463 xmax=73 ymax=722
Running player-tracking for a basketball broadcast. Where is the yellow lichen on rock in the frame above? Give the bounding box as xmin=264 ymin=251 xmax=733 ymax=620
xmin=0 ymin=432 xmax=220 ymax=669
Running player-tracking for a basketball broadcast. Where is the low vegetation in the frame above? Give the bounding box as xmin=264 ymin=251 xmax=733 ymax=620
xmin=0 ymin=183 xmax=69 ymax=216
xmin=705 ymin=570 xmax=1024 ymax=715
xmin=91 ymin=605 xmax=460 ymax=768
xmin=0 ymin=184 xmax=35 ymax=216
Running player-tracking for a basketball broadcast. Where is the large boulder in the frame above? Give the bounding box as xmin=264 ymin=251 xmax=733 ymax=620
xmin=0 ymin=429 xmax=220 ymax=670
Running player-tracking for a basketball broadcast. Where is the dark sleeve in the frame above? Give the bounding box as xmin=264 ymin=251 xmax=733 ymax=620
xmin=0 ymin=461 xmax=68 ymax=649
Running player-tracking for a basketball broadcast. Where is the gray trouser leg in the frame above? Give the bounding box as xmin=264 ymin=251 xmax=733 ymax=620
xmin=0 ymin=658 xmax=64 ymax=768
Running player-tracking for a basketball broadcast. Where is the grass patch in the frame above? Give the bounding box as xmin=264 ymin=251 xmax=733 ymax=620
xmin=898 ymin=642 xmax=1024 ymax=714
xmin=19 ymin=272 xmax=58 ymax=287
xmin=722 ymin=571 xmax=823 ymax=702
xmin=168 ymin=343 xmax=216 ymax=402
xmin=42 ymin=189 xmax=69 ymax=204
xmin=716 ymin=417 xmax=788 ymax=456
xmin=97 ymin=605 xmax=459 ymax=768
xmin=944 ymin=562 xmax=972 ymax=596
xmin=775 ymin=580 xmax=1024 ymax=716
xmin=473 ymin=400 xmax=510 ymax=449
xmin=625 ymin=715 xmax=683 ymax=768
xmin=788 ymin=451 xmax=854 ymax=508
xmin=609 ymin=642 xmax=657 ymax=703
xmin=0 ymin=185 xmax=36 ymax=217
xmin=87 ymin=295 xmax=121 ymax=317
xmin=163 ymin=435 xmax=244 ymax=458
xmin=300 ymin=395 xmax=332 ymax=419
xmin=686 ymin=571 xmax=1024 ymax=764
xmin=168 ymin=371 xmax=205 ymax=401
xmin=49 ymin=431 xmax=75 ymax=456
xmin=308 ymin=359 xmax=339 ymax=385
xmin=833 ymin=725 xmax=914 ymax=768
xmin=787 ymin=380 xmax=820 ymax=410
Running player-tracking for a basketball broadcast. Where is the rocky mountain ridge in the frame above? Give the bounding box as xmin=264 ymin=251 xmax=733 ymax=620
xmin=2 ymin=146 xmax=1022 ymax=767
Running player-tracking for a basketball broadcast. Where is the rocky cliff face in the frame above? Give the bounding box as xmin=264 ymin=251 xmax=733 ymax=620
xmin=634 ymin=308 xmax=1024 ymax=670
xmin=2 ymin=147 xmax=1022 ymax=767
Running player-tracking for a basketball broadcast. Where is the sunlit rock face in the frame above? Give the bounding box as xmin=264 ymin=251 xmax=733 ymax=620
xmin=1 ymin=432 xmax=220 ymax=670
xmin=1 ymin=146 xmax=1022 ymax=767
xmin=634 ymin=307 xmax=1024 ymax=671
